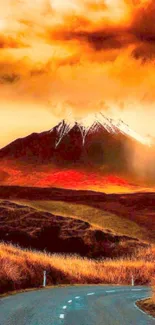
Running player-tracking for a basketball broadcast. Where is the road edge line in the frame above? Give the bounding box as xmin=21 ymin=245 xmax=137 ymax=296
xmin=134 ymin=297 xmax=155 ymax=320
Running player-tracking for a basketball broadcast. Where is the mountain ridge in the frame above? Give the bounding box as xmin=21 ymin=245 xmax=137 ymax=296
xmin=0 ymin=113 xmax=154 ymax=189
xmin=49 ymin=113 xmax=151 ymax=148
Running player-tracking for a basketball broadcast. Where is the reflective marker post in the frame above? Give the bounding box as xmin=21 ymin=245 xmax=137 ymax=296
xmin=131 ymin=275 xmax=134 ymax=286
xmin=43 ymin=271 xmax=46 ymax=287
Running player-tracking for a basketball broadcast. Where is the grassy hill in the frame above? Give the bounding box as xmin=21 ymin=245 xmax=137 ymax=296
xmin=0 ymin=186 xmax=154 ymax=296
xmin=0 ymin=200 xmax=145 ymax=258
xmin=0 ymin=185 xmax=154 ymax=244
xmin=22 ymin=200 xmax=152 ymax=243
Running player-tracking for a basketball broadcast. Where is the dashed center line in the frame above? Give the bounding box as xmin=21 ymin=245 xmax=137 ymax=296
xmin=131 ymin=289 xmax=142 ymax=291
xmin=59 ymin=314 xmax=65 ymax=319
xmin=58 ymin=287 xmax=147 ymax=323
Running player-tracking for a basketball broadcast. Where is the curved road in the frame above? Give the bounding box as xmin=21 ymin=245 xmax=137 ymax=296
xmin=0 ymin=286 xmax=154 ymax=325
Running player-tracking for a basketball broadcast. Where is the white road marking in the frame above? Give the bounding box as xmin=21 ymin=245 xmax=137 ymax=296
xmin=68 ymin=300 xmax=72 ymax=303
xmin=59 ymin=314 xmax=65 ymax=319
xmin=134 ymin=297 xmax=155 ymax=320
xmin=87 ymin=292 xmax=95 ymax=296
xmin=63 ymin=306 xmax=67 ymax=309
xmin=106 ymin=290 xmax=116 ymax=293
xmin=131 ymin=289 xmax=142 ymax=291
xmin=75 ymin=296 xmax=80 ymax=299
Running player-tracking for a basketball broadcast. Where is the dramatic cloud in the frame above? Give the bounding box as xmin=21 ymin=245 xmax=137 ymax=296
xmin=0 ymin=0 xmax=155 ymax=146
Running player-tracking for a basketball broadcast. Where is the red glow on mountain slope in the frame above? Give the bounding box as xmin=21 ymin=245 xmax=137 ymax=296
xmin=0 ymin=161 xmax=138 ymax=193
xmin=39 ymin=170 xmax=129 ymax=188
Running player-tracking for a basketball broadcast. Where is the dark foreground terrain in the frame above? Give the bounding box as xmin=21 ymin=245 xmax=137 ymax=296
xmin=0 ymin=200 xmax=145 ymax=258
xmin=0 ymin=185 xmax=154 ymax=243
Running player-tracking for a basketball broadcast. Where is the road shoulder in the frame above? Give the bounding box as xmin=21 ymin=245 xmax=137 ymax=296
xmin=136 ymin=298 xmax=155 ymax=319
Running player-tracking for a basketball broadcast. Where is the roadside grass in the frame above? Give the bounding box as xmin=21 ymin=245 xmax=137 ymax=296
xmin=0 ymin=243 xmax=155 ymax=294
xmin=133 ymin=264 xmax=155 ymax=318
xmin=153 ymin=278 xmax=155 ymax=303
xmin=19 ymin=200 xmax=149 ymax=242
xmin=137 ymin=298 xmax=155 ymax=318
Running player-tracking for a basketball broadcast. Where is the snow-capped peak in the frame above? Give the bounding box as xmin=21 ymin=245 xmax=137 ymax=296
xmin=113 ymin=118 xmax=151 ymax=146
xmin=50 ymin=118 xmax=74 ymax=148
xmin=49 ymin=113 xmax=151 ymax=148
xmin=78 ymin=113 xmax=115 ymax=131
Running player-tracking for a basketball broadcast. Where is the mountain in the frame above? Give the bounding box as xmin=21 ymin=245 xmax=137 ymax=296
xmin=0 ymin=113 xmax=153 ymax=190
xmin=52 ymin=114 xmax=150 ymax=148
xmin=0 ymin=112 xmax=150 ymax=162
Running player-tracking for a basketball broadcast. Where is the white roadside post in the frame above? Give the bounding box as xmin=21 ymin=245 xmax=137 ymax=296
xmin=43 ymin=270 xmax=46 ymax=287
xmin=131 ymin=274 xmax=134 ymax=287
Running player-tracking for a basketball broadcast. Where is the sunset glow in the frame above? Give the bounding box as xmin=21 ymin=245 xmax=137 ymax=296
xmin=0 ymin=0 xmax=155 ymax=147
xmin=0 ymin=160 xmax=139 ymax=193
xmin=51 ymin=0 xmax=80 ymax=12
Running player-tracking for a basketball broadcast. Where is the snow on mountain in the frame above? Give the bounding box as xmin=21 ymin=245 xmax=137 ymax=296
xmin=113 ymin=119 xmax=151 ymax=146
xmin=49 ymin=113 xmax=151 ymax=148
xmin=50 ymin=119 xmax=74 ymax=148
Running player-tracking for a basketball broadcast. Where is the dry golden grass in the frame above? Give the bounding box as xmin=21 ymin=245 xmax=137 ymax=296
xmin=137 ymin=276 xmax=155 ymax=318
xmin=20 ymin=199 xmax=153 ymax=243
xmin=152 ymin=277 xmax=155 ymax=303
xmin=0 ymin=242 xmax=155 ymax=294
xmin=137 ymin=298 xmax=155 ymax=318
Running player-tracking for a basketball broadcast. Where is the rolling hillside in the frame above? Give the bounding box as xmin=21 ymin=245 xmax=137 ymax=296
xmin=0 ymin=186 xmax=154 ymax=243
xmin=0 ymin=200 xmax=146 ymax=258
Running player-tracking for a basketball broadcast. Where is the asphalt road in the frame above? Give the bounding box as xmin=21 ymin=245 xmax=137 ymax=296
xmin=0 ymin=286 xmax=154 ymax=325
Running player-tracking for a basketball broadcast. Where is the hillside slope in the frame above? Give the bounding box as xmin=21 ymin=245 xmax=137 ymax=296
xmin=0 ymin=200 xmax=146 ymax=258
xmin=0 ymin=186 xmax=154 ymax=243
xmin=23 ymin=200 xmax=151 ymax=244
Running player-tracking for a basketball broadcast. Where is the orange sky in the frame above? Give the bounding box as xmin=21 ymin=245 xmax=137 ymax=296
xmin=0 ymin=0 xmax=155 ymax=148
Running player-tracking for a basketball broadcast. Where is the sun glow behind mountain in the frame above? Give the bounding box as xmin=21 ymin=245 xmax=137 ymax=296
xmin=0 ymin=0 xmax=155 ymax=148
